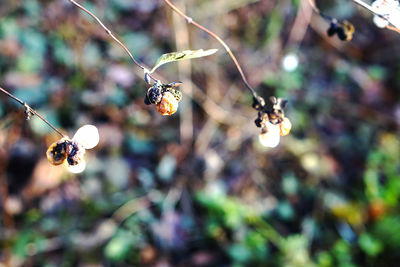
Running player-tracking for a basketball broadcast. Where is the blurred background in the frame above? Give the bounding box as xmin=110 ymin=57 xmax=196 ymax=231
xmin=1 ymin=0 xmax=400 ymax=266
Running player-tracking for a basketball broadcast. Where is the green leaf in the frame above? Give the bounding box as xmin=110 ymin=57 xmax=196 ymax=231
xmin=150 ymin=49 xmax=218 ymax=73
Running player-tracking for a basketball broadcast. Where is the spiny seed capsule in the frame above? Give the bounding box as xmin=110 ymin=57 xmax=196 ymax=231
xmin=157 ymin=91 xmax=179 ymax=116
xmin=46 ymin=139 xmax=68 ymax=165
xmin=279 ymin=117 xmax=292 ymax=136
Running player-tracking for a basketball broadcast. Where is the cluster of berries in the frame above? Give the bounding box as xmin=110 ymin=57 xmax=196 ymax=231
xmin=327 ymin=20 xmax=355 ymax=41
xmin=253 ymin=96 xmax=292 ymax=148
xmin=46 ymin=125 xmax=99 ymax=173
xmin=144 ymin=80 xmax=183 ymax=116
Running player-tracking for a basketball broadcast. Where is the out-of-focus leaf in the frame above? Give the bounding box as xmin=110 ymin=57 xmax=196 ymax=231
xmin=229 ymin=243 xmax=251 ymax=263
xmin=105 ymin=158 xmax=130 ymax=190
xmin=150 ymin=49 xmax=218 ymax=73
xmin=282 ymin=173 xmax=299 ymax=195
xmin=317 ymin=251 xmax=333 ymax=267
xmin=125 ymin=133 xmax=155 ymax=154
xmin=277 ymin=201 xmax=294 ymax=220
xmin=29 ymin=109 xmax=60 ymax=136
xmin=245 ymin=231 xmax=269 ymax=261
xmin=358 ymin=233 xmax=383 ymax=257
xmin=0 ymin=18 xmax=19 ymax=38
xmin=121 ymin=32 xmax=152 ymax=58
xmin=368 ymin=65 xmax=386 ymax=81
xmin=137 ymin=167 xmax=154 ymax=189
xmin=156 ymin=154 xmax=176 ymax=182
xmin=372 ymin=216 xmax=400 ymax=248
xmin=332 ymin=240 xmax=354 ymax=267
xmin=104 ymin=231 xmax=134 ymax=261
xmin=13 ymin=230 xmax=32 ymax=257
xmin=282 ymin=235 xmax=314 ymax=267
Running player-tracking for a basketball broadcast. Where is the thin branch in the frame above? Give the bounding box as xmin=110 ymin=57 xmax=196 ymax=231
xmin=351 ymin=0 xmax=379 ymax=15
xmin=163 ymin=0 xmax=259 ymax=101
xmin=67 ymin=0 xmax=157 ymax=82
xmin=351 ymin=0 xmax=400 ymax=33
xmin=0 ymin=86 xmax=65 ymax=138
xmin=352 ymin=0 xmax=400 ymax=31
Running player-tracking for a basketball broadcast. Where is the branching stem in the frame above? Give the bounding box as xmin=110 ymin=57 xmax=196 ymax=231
xmin=350 ymin=0 xmax=400 ymax=33
xmin=163 ymin=0 xmax=260 ymax=102
xmin=67 ymin=0 xmax=157 ymax=82
xmin=0 ymin=86 xmax=65 ymax=138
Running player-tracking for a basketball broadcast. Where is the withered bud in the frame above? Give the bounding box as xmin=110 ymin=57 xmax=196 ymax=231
xmin=66 ymin=141 xmax=86 ymax=166
xmin=145 ymin=83 xmax=163 ymax=105
xmin=47 ymin=139 xmax=68 ymax=165
xmin=157 ymin=92 xmax=179 ymax=116
xmin=167 ymin=88 xmax=182 ymax=102
xmin=252 ymin=96 xmax=266 ymax=110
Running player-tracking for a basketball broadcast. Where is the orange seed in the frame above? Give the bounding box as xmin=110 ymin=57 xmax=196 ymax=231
xmin=156 ymin=91 xmax=179 ymax=116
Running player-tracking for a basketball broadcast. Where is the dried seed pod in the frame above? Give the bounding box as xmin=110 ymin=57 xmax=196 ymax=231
xmin=157 ymin=91 xmax=179 ymax=116
xmin=169 ymin=88 xmax=182 ymax=102
xmin=252 ymin=96 xmax=266 ymax=110
xmin=146 ymin=83 xmax=163 ymax=105
xmin=255 ymin=117 xmax=263 ymax=128
xmin=144 ymin=95 xmax=152 ymax=105
xmin=46 ymin=139 xmax=68 ymax=165
xmin=73 ymin=124 xmax=99 ymax=149
xmin=68 ymin=160 xmax=87 ymax=174
xmin=164 ymin=81 xmax=183 ymax=102
xmin=341 ymin=20 xmax=354 ymax=41
xmin=259 ymin=123 xmax=280 ymax=148
xmin=327 ymin=20 xmax=354 ymax=41
xmin=66 ymin=141 xmax=86 ymax=166
xmin=279 ymin=117 xmax=292 ymax=136
xmin=327 ymin=22 xmax=338 ymax=37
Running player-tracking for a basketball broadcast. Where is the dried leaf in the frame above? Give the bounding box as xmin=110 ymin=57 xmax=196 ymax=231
xmin=150 ymin=49 xmax=218 ymax=73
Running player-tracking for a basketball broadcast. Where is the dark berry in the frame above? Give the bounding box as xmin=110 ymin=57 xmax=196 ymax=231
xmin=146 ymin=86 xmax=163 ymax=104
xmin=336 ymin=27 xmax=347 ymax=41
xmin=327 ymin=22 xmax=337 ymax=37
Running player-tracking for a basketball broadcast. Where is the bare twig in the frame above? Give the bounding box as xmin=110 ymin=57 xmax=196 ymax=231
xmin=351 ymin=0 xmax=378 ymax=15
xmin=351 ymin=0 xmax=400 ymax=33
xmin=67 ymin=0 xmax=157 ymax=82
xmin=163 ymin=0 xmax=260 ymax=101
xmin=0 ymin=86 xmax=65 ymax=138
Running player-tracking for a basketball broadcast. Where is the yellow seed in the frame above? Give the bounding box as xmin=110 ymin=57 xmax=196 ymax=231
xmin=279 ymin=117 xmax=292 ymax=136
xmin=156 ymin=92 xmax=179 ymax=116
xmin=46 ymin=140 xmax=67 ymax=165
xmin=343 ymin=20 xmax=355 ymax=41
